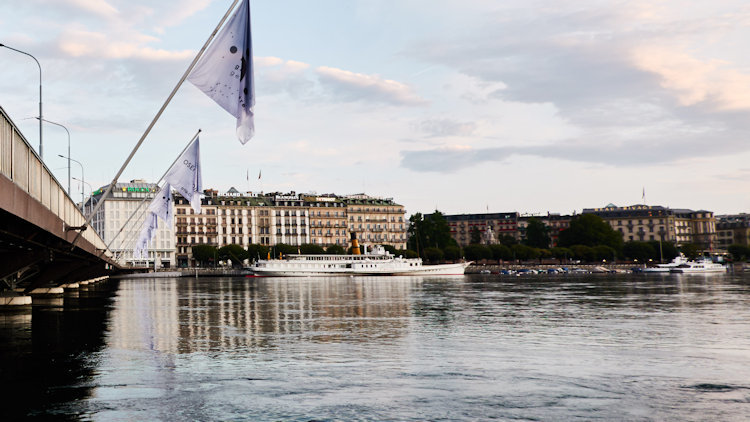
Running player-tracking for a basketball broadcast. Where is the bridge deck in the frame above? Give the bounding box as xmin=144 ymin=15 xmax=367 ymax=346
xmin=0 ymin=105 xmax=119 ymax=292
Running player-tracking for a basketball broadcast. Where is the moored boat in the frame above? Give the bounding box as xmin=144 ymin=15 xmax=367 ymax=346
xmin=642 ymin=254 xmax=689 ymax=273
xmin=669 ymin=258 xmax=727 ymax=274
xmin=251 ymin=245 xmax=470 ymax=276
xmin=252 ymin=233 xmax=470 ymax=277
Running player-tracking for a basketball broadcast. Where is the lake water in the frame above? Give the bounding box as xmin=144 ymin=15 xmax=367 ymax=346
xmin=3 ymin=273 xmax=750 ymax=421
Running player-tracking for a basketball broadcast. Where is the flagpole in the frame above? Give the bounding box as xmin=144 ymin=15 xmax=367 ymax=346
xmin=106 ymin=129 xmax=201 ymax=251
xmin=72 ymin=0 xmax=243 ymax=249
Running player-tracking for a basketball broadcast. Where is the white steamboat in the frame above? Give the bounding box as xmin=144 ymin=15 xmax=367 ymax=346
xmin=252 ymin=244 xmax=470 ymax=277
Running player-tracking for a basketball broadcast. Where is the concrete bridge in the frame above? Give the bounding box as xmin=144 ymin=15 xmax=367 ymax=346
xmin=0 ymin=105 xmax=119 ymax=301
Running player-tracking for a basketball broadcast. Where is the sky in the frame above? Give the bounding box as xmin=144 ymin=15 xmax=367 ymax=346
xmin=2 ymin=0 xmax=750 ymax=217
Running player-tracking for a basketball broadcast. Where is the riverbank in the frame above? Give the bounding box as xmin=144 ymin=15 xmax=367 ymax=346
xmin=112 ymin=262 xmax=748 ymax=278
xmin=465 ymin=263 xmax=635 ymax=274
xmin=466 ymin=262 xmax=748 ymax=274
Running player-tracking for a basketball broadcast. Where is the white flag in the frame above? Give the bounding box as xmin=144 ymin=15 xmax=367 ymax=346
xmin=164 ymin=138 xmax=203 ymax=214
xmin=188 ymin=0 xmax=255 ymax=144
xmin=148 ymin=183 xmax=174 ymax=226
xmin=134 ymin=212 xmax=158 ymax=259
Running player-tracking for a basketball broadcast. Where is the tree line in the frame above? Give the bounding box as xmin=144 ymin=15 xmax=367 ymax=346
xmin=405 ymin=212 xmax=710 ymax=264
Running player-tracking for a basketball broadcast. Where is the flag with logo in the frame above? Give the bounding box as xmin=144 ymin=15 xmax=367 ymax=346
xmin=164 ymin=138 xmax=203 ymax=213
xmin=188 ymin=0 xmax=255 ymax=144
xmin=134 ymin=212 xmax=158 ymax=259
xmin=149 ymin=183 xmax=174 ymax=226
xmin=133 ymin=184 xmax=174 ymax=259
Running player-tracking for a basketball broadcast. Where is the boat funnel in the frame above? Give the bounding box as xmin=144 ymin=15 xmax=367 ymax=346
xmin=351 ymin=232 xmax=361 ymax=255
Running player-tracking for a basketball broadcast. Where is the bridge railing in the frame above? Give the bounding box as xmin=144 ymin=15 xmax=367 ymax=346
xmin=0 ymin=106 xmax=111 ymax=257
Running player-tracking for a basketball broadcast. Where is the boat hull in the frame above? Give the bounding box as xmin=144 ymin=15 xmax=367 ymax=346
xmin=641 ymin=268 xmax=672 ymax=273
xmin=670 ymin=266 xmax=727 ymax=274
xmin=252 ymin=262 xmax=471 ymax=277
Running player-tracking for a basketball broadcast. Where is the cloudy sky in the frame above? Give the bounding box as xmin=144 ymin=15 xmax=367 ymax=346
xmin=2 ymin=0 xmax=750 ymax=216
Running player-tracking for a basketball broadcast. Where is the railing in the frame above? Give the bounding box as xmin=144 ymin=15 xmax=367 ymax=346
xmin=0 ymin=106 xmax=110 ymax=257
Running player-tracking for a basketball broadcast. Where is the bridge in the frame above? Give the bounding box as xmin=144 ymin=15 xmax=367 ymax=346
xmin=0 ymin=105 xmax=118 ymax=298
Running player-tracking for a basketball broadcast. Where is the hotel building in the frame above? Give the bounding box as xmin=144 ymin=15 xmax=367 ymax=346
xmin=517 ymin=213 xmax=573 ymax=247
xmin=341 ymin=194 xmax=407 ymax=249
xmin=716 ymin=214 xmax=750 ymax=250
xmin=173 ymin=190 xmax=407 ymax=266
xmin=444 ymin=212 xmax=519 ymax=247
xmin=582 ymin=204 xmax=717 ymax=251
xmin=88 ymin=179 xmax=176 ymax=267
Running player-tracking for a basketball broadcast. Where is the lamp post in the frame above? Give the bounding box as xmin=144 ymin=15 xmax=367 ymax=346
xmin=0 ymin=43 xmax=42 ymax=159
xmin=59 ymin=154 xmax=83 ymax=207
xmin=72 ymin=176 xmax=92 ymax=216
xmin=38 ymin=118 xmax=70 ymax=195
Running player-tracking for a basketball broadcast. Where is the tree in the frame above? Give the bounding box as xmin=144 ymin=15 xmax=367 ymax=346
xmin=550 ymin=247 xmax=573 ymax=263
xmin=407 ymin=212 xmax=425 ymax=254
xmin=424 ymin=247 xmax=444 ymax=263
xmin=325 ymin=244 xmax=346 ymax=255
xmin=489 ymin=244 xmax=512 ymax=262
xmin=647 ymin=240 xmax=678 ymax=262
xmin=407 ymin=211 xmax=457 ymax=256
xmin=247 ymin=244 xmax=269 ymax=261
xmin=218 ymin=244 xmax=249 ymax=266
xmin=191 ymin=245 xmax=217 ymax=267
xmin=272 ymin=243 xmax=298 ymax=257
xmin=526 ymin=247 xmax=542 ymax=261
xmin=424 ymin=211 xmax=456 ymax=249
xmin=499 ymin=234 xmax=518 ymax=246
xmin=558 ymin=214 xmax=623 ymax=252
xmin=463 ymin=244 xmax=491 ymax=261
xmin=623 ymin=241 xmax=655 ymax=262
xmin=593 ymin=245 xmax=616 ymax=262
xmin=728 ymin=244 xmax=750 ymax=261
xmin=300 ymin=243 xmax=325 ymax=254
xmin=538 ymin=248 xmax=553 ymax=262
xmin=381 ymin=244 xmax=398 ymax=255
xmin=443 ymin=245 xmax=462 ymax=261
xmin=680 ymin=243 xmax=700 ymax=259
xmin=571 ymin=245 xmax=595 ymax=262
xmin=399 ymin=249 xmax=419 ymax=258
xmin=512 ymin=244 xmax=535 ymax=261
xmin=470 ymin=226 xmax=482 ymax=244
xmin=524 ymin=218 xmax=551 ymax=249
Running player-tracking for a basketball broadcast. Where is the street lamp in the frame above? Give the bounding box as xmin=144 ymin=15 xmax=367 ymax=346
xmin=72 ymin=176 xmax=92 ymax=215
xmin=59 ymin=154 xmax=83 ymax=207
xmin=0 ymin=43 xmax=43 ymax=159
xmin=38 ymin=118 xmax=70 ymax=195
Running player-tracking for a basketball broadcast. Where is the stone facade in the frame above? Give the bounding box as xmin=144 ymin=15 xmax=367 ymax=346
xmin=173 ymin=190 xmax=407 ymax=266
xmin=583 ymin=204 xmax=717 ymax=251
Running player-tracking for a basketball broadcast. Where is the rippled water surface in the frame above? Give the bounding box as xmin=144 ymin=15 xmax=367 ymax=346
xmin=3 ymin=273 xmax=750 ymax=420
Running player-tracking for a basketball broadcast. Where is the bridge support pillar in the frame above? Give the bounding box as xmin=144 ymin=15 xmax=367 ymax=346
xmin=28 ymin=287 xmax=65 ymax=297
xmin=0 ymin=292 xmax=32 ymax=306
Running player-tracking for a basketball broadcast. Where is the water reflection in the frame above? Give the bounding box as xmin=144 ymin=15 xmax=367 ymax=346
xmin=108 ymin=276 xmax=428 ymax=355
xmin=0 ymin=280 xmax=119 ymax=420
xmin=4 ymin=274 xmax=750 ymax=420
